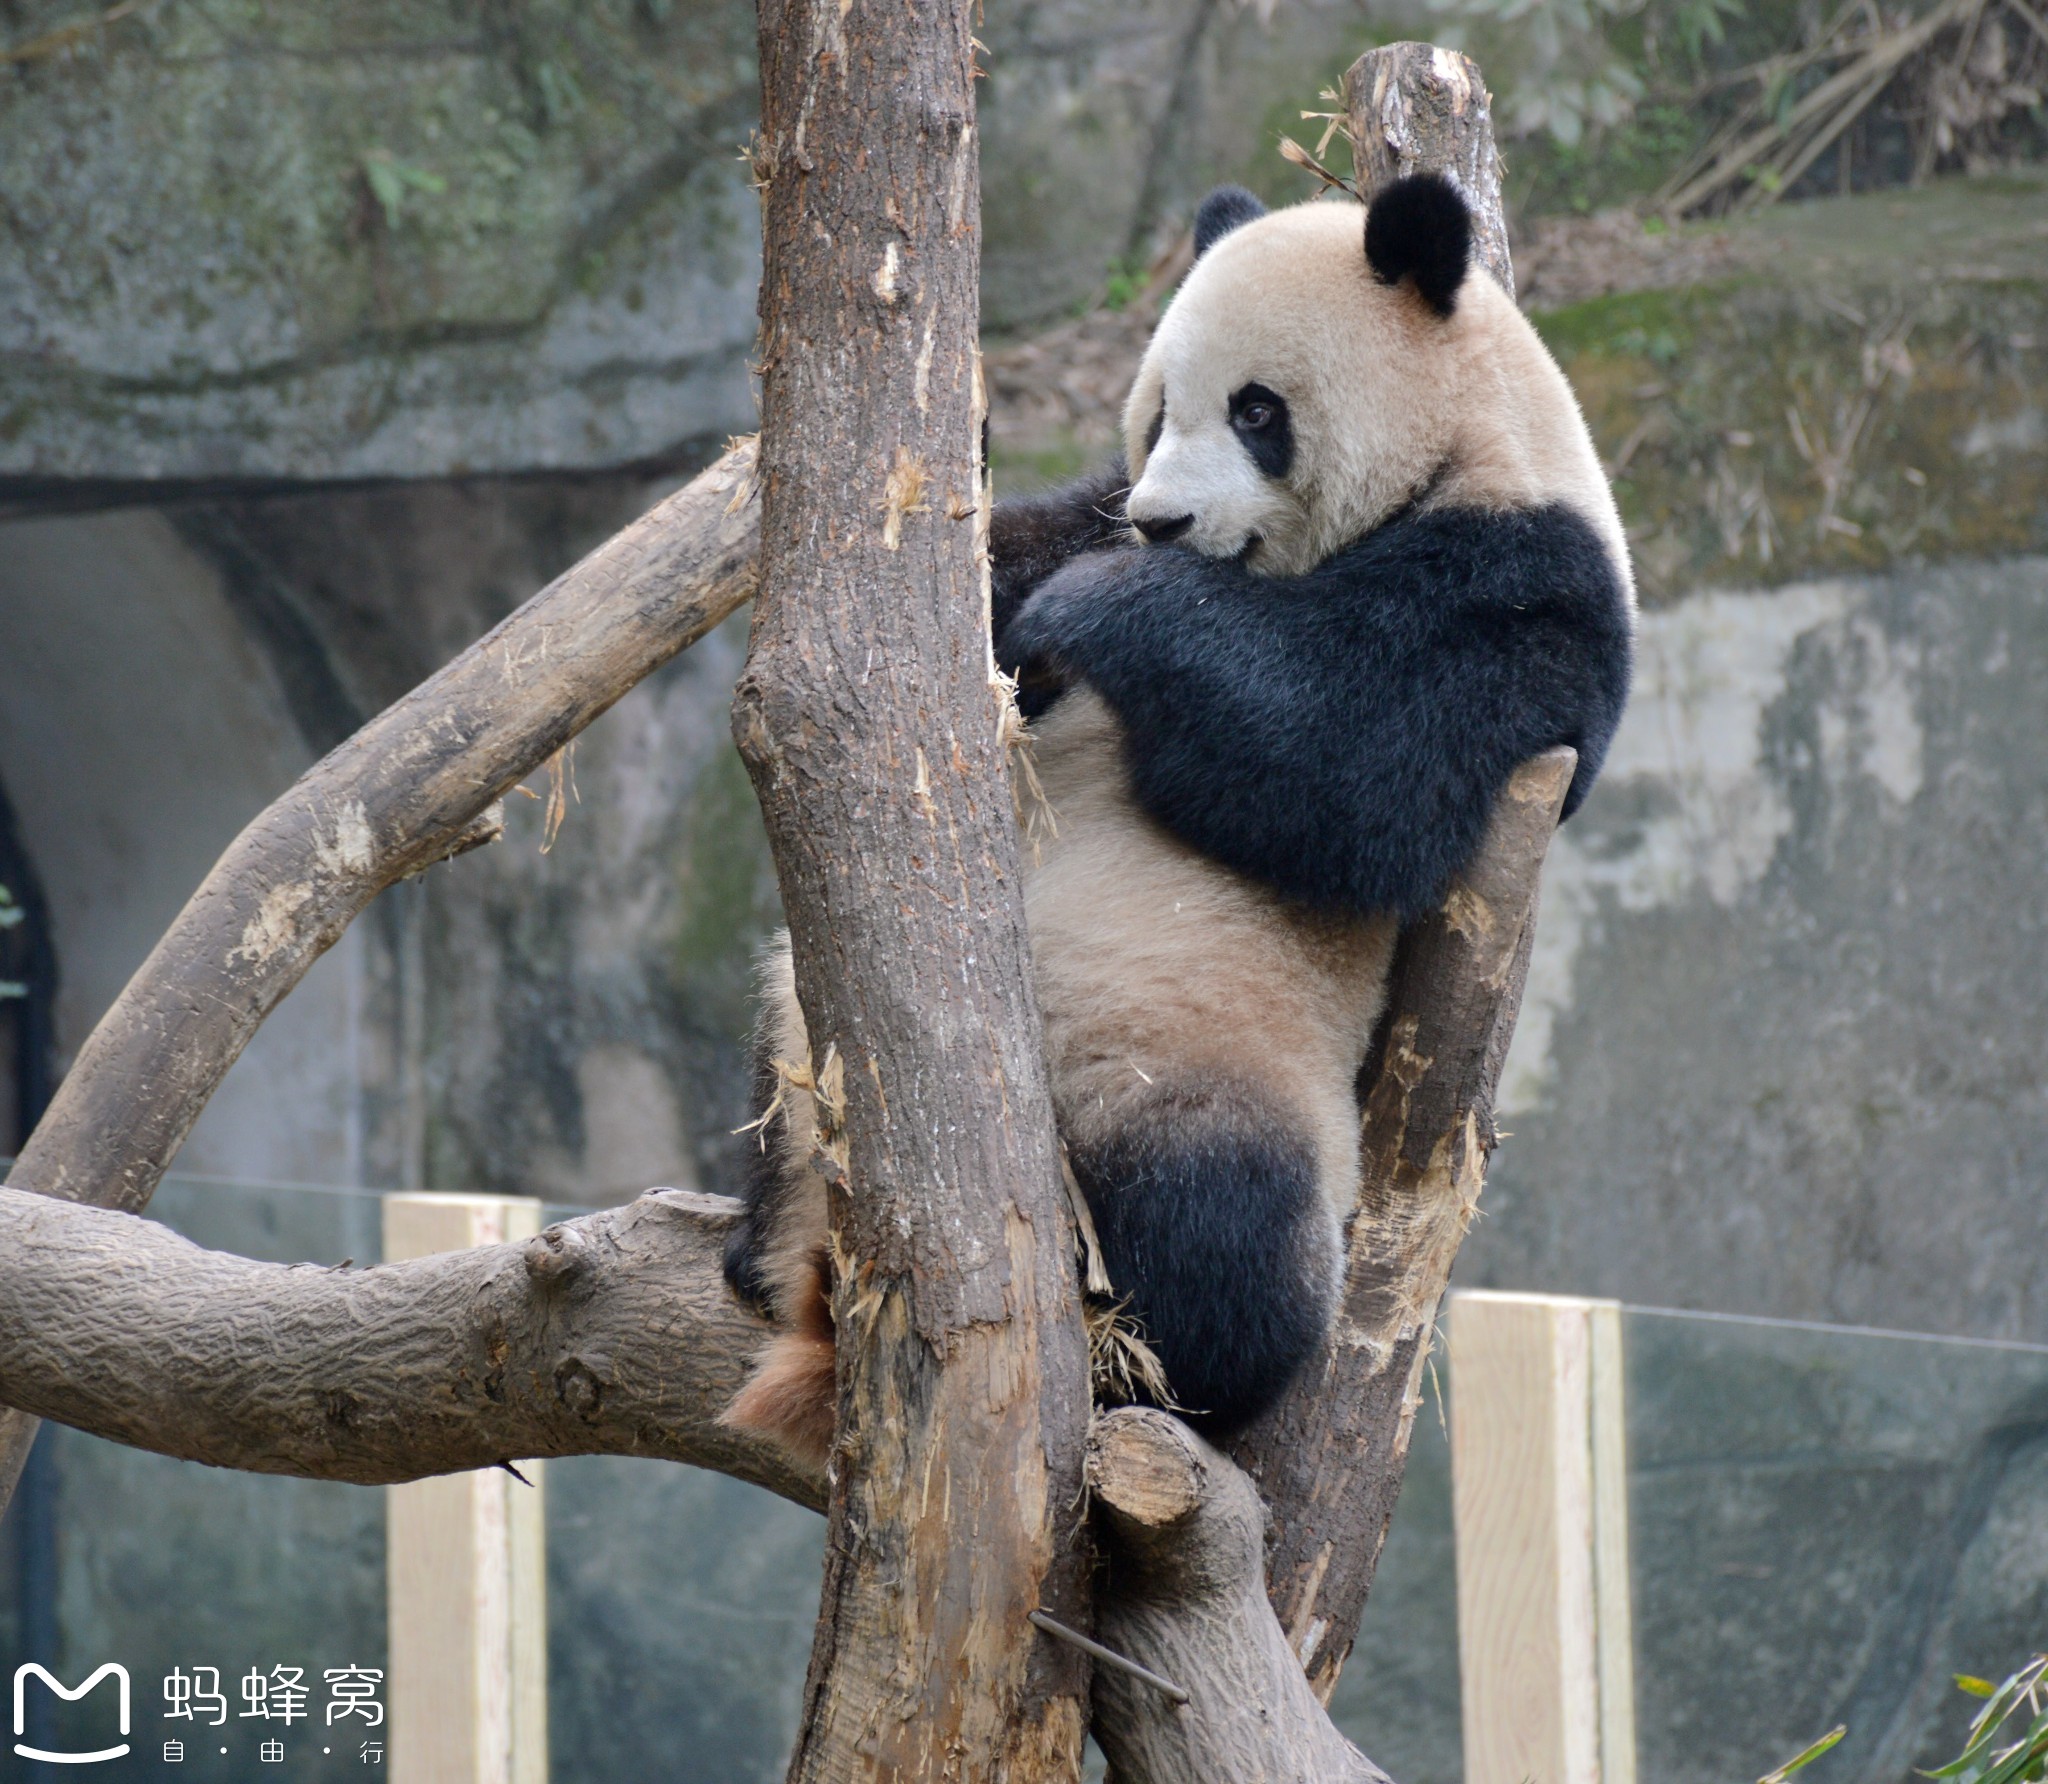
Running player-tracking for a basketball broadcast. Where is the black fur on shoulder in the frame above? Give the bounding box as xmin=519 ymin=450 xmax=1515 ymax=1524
xmin=1003 ymin=503 xmax=1633 ymax=920
xmin=989 ymin=457 xmax=1133 ymax=652
xmin=1364 ymin=172 xmax=1472 ymax=318
xmin=1193 ymin=185 xmax=1269 ymax=258
xmin=1069 ymin=1081 xmax=1333 ymax=1430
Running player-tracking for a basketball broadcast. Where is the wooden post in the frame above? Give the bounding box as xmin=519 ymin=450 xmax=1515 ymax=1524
xmin=1448 ymin=1290 xmax=1635 ymax=1784
xmin=383 ymin=1194 xmax=549 ymax=1784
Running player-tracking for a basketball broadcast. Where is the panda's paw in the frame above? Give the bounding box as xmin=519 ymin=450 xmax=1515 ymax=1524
xmin=1000 ymin=550 xmax=1135 ymax=683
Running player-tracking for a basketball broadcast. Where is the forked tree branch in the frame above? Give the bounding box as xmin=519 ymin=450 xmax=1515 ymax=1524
xmin=0 ymin=439 xmax=763 ymax=1510
xmin=1089 ymin=1410 xmax=1393 ymax=1784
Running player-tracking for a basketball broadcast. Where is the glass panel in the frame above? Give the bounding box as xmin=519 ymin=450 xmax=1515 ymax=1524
xmin=2 ymin=1172 xmax=391 ymax=1780
xmin=1623 ymin=1306 xmax=2048 ymax=1784
xmin=544 ymin=1459 xmax=821 ymax=1783
xmin=534 ymin=1198 xmax=822 ymax=1783
xmin=1329 ymin=1394 xmax=1462 ymax=1783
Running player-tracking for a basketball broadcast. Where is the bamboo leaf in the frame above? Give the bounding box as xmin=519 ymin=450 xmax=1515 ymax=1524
xmin=1760 ymin=1725 xmax=1847 ymax=1784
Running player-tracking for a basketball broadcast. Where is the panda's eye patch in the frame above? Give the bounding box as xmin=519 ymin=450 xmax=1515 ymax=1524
xmin=1227 ymin=383 xmax=1293 ymax=479
xmin=1144 ymin=403 xmax=1165 ymax=458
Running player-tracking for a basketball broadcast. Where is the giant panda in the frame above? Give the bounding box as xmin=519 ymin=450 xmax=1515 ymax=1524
xmin=721 ymin=173 xmax=1635 ymax=1469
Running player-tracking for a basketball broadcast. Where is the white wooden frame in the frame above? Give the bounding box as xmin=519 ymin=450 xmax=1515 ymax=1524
xmin=1449 ymin=1289 xmax=1637 ymax=1784
xmin=383 ymin=1194 xmax=549 ymax=1784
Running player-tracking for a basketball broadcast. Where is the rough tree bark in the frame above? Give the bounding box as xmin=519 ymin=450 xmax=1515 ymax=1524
xmin=0 ymin=439 xmax=762 ymax=1512
xmin=0 ymin=1184 xmax=819 ymax=1504
xmin=1089 ymin=1410 xmax=1393 ymax=1784
xmin=737 ymin=0 xmax=1092 ymax=1778
xmin=1344 ymin=42 xmax=1513 ymax=298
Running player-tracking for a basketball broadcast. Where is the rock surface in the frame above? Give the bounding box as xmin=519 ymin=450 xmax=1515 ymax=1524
xmin=0 ymin=0 xmax=1397 ymax=486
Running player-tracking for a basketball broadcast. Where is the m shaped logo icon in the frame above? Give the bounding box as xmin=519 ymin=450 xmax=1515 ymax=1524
xmin=12 ymin=1663 xmax=132 ymax=1764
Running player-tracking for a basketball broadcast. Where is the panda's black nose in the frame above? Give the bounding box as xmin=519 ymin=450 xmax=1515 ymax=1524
xmin=1132 ymin=512 xmax=1194 ymax=544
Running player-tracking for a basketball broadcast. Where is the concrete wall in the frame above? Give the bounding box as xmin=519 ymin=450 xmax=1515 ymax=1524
xmin=0 ymin=510 xmax=372 ymax=1185
xmin=1476 ymin=556 xmax=2048 ymax=1341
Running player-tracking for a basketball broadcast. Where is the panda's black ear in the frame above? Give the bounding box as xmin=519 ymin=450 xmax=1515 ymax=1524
xmin=1364 ymin=172 xmax=1472 ymax=318
xmin=1193 ymin=185 xmax=1267 ymax=258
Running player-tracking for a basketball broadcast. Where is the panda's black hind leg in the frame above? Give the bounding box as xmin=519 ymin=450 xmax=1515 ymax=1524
xmin=1068 ymin=1083 xmax=1338 ymax=1431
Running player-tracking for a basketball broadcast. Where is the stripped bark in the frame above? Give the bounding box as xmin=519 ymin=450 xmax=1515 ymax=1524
xmin=0 ymin=439 xmax=762 ymax=1513
xmin=1234 ymin=749 xmax=1576 ymax=1700
xmin=0 ymin=1184 xmax=819 ymax=1507
xmin=1090 ymin=1409 xmax=1393 ymax=1784
xmin=739 ymin=0 xmax=1093 ymax=1775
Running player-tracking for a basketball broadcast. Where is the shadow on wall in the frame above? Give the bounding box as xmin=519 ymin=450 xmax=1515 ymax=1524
xmin=0 ymin=468 xmax=783 ymax=1205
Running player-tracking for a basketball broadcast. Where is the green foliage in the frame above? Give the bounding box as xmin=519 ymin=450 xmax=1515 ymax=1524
xmin=1432 ymin=0 xmax=1649 ymax=146
xmin=1924 ymin=1657 xmax=2048 ymax=1784
xmin=1430 ymin=0 xmax=1753 ymax=149
xmin=360 ymin=150 xmax=448 ymax=231
xmin=1759 ymin=1724 xmax=1846 ymax=1783
xmin=1512 ymin=98 xmax=1702 ymax=213
xmin=1099 ymin=257 xmax=1148 ymax=314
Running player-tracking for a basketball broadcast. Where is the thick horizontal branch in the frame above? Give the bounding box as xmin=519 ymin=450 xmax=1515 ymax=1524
xmin=0 ymin=1182 xmax=821 ymax=1510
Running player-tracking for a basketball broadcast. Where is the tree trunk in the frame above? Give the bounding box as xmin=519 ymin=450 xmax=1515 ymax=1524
xmin=738 ymin=2 xmax=1092 ymax=1778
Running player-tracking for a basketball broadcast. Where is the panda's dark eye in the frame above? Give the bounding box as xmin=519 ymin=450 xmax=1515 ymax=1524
xmin=1227 ymin=382 xmax=1293 ymax=479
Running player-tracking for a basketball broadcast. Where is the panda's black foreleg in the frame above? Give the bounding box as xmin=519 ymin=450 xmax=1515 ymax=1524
xmin=1068 ymin=1087 xmax=1338 ymax=1431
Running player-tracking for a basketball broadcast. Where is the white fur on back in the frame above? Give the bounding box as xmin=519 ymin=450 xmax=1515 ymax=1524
xmin=753 ymin=682 xmax=1397 ymax=1328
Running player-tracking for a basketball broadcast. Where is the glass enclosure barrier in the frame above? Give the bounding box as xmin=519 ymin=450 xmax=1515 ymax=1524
xmin=4 ymin=1177 xmax=2044 ymax=1783
xmin=1623 ymin=1306 xmax=2048 ymax=1784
